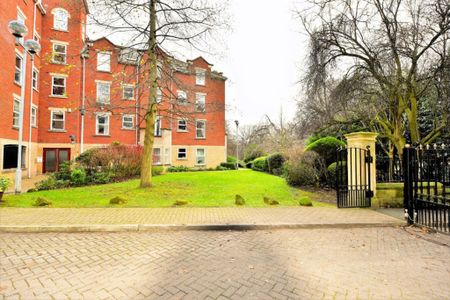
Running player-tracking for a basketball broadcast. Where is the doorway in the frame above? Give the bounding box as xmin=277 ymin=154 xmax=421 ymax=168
xmin=43 ymin=148 xmax=71 ymax=173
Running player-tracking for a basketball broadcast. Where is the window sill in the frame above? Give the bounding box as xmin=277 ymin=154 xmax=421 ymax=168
xmin=48 ymin=129 xmax=67 ymax=133
xmin=1 ymin=168 xmax=27 ymax=173
xmin=195 ymin=83 xmax=206 ymax=87
xmin=177 ymin=130 xmax=188 ymax=133
xmin=154 ymin=135 xmax=162 ymax=138
xmin=94 ymin=134 xmax=111 ymax=137
xmin=123 ymin=98 xmax=135 ymax=101
xmin=12 ymin=126 xmax=19 ymax=131
xmin=51 ymin=61 xmax=68 ymax=65
xmin=97 ymin=70 xmax=112 ymax=73
xmin=195 ymin=137 xmax=206 ymax=140
xmin=177 ymin=158 xmax=187 ymax=161
xmin=14 ymin=81 xmax=22 ymax=87
xmin=121 ymin=128 xmax=135 ymax=131
xmin=52 ymin=28 xmax=69 ymax=32
xmin=96 ymin=102 xmax=111 ymax=105
xmin=33 ymin=88 xmax=39 ymax=92
xmin=49 ymin=95 xmax=68 ymax=99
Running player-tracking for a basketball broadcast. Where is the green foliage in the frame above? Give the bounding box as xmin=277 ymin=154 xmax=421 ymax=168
xmin=220 ymin=162 xmax=238 ymax=170
xmin=53 ymin=161 xmax=72 ymax=181
xmin=167 ymin=165 xmax=191 ymax=172
xmin=70 ymin=169 xmax=86 ymax=186
xmin=263 ymin=196 xmax=279 ymax=205
xmin=235 ymin=194 xmax=245 ymax=205
xmin=245 ymin=161 xmax=253 ymax=169
xmin=173 ymin=200 xmax=188 ymax=206
xmin=326 ymin=162 xmax=337 ymax=187
xmin=215 ymin=166 xmax=229 ymax=171
xmin=267 ymin=153 xmax=286 ymax=175
xmin=0 ymin=176 xmax=11 ymax=192
xmin=243 ymin=145 xmax=266 ymax=163
xmin=284 ymin=151 xmax=326 ymax=187
xmin=305 ymin=136 xmax=346 ymax=166
xmin=109 ymin=196 xmax=127 ymax=205
xmin=252 ymin=156 xmax=268 ymax=172
xmin=227 ymin=156 xmax=245 ymax=168
xmin=33 ymin=197 xmax=52 ymax=207
xmin=299 ymin=196 xmax=313 ymax=206
xmin=152 ymin=166 xmax=164 ymax=176
xmin=35 ymin=176 xmax=70 ymax=191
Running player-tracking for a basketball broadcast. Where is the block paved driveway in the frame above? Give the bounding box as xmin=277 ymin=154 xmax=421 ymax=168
xmin=1 ymin=227 xmax=450 ymax=300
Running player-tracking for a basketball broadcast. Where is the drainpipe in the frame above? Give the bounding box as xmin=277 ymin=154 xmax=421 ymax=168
xmin=135 ymin=60 xmax=140 ymax=145
xmin=27 ymin=0 xmax=38 ymax=178
xmin=80 ymin=48 xmax=87 ymax=153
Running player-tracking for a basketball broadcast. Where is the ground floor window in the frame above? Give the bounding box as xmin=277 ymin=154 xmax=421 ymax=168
xmin=177 ymin=148 xmax=187 ymax=160
xmin=43 ymin=148 xmax=70 ymax=173
xmin=2 ymin=145 xmax=26 ymax=170
xmin=153 ymin=148 xmax=161 ymax=165
xmin=196 ymin=148 xmax=205 ymax=165
xmin=96 ymin=114 xmax=110 ymax=135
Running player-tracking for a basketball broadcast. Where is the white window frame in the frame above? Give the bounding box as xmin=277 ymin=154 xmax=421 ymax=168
xmin=51 ymin=75 xmax=67 ymax=97
xmin=121 ymin=114 xmax=134 ymax=130
xmin=13 ymin=96 xmax=21 ymax=128
xmin=31 ymin=105 xmax=37 ymax=127
xmin=17 ymin=9 xmax=26 ymax=44
xmin=195 ymin=68 xmax=206 ymax=86
xmin=177 ymin=148 xmax=187 ymax=160
xmin=96 ymin=81 xmax=111 ymax=104
xmin=196 ymin=148 xmax=206 ymax=166
xmin=153 ymin=148 xmax=162 ymax=165
xmin=96 ymin=114 xmax=110 ymax=135
xmin=97 ymin=52 xmax=111 ymax=72
xmin=32 ymin=68 xmax=39 ymax=91
xmin=195 ymin=120 xmax=206 ymax=139
xmin=154 ymin=116 xmax=162 ymax=136
xmin=52 ymin=8 xmax=69 ymax=31
xmin=177 ymin=90 xmax=187 ymax=104
xmin=50 ymin=110 xmax=65 ymax=131
xmin=15 ymin=53 xmax=23 ymax=85
xmin=177 ymin=119 xmax=187 ymax=132
xmin=52 ymin=42 xmax=67 ymax=64
xmin=122 ymin=84 xmax=135 ymax=100
xmin=196 ymin=93 xmax=206 ymax=112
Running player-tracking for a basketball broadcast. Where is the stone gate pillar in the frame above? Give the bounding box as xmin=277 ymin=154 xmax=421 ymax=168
xmin=344 ymin=132 xmax=378 ymax=197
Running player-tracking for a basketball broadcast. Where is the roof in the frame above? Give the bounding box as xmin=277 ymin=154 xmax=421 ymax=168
xmin=187 ymin=56 xmax=213 ymax=67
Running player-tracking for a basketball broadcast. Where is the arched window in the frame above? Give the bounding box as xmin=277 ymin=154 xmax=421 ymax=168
xmin=52 ymin=8 xmax=69 ymax=31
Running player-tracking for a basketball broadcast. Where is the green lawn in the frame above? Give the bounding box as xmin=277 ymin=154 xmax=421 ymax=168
xmin=2 ymin=170 xmax=332 ymax=208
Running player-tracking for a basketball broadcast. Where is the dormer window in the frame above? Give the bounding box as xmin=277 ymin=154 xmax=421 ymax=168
xmin=52 ymin=8 xmax=69 ymax=31
xmin=196 ymin=68 xmax=206 ymax=86
xmin=97 ymin=52 xmax=111 ymax=72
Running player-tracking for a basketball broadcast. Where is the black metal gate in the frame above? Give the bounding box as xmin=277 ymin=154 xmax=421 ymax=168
xmin=336 ymin=147 xmax=373 ymax=208
xmin=404 ymin=145 xmax=450 ymax=233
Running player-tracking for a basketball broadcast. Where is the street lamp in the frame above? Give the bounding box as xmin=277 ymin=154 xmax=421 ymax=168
xmin=8 ymin=20 xmax=41 ymax=194
xmin=234 ymin=120 xmax=239 ymax=170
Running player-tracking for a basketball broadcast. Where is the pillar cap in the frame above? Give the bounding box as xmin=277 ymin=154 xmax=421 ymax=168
xmin=344 ymin=132 xmax=378 ymax=140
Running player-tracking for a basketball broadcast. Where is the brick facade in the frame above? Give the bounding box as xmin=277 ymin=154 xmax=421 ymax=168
xmin=0 ymin=0 xmax=226 ymax=180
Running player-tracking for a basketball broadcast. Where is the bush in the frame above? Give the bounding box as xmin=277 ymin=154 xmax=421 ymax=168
xmin=267 ymin=153 xmax=285 ymax=175
xmin=299 ymin=196 xmax=313 ymax=206
xmin=70 ymin=169 xmax=86 ymax=186
xmin=252 ymin=156 xmax=268 ymax=172
xmin=243 ymin=145 xmax=266 ymax=163
xmin=33 ymin=197 xmax=52 ymax=207
xmin=305 ymin=136 xmax=346 ymax=166
xmin=167 ymin=165 xmax=191 ymax=172
xmin=0 ymin=176 xmax=11 ymax=192
xmin=35 ymin=176 xmax=70 ymax=191
xmin=152 ymin=166 xmax=164 ymax=176
xmin=215 ymin=166 xmax=228 ymax=171
xmin=110 ymin=196 xmax=127 ymax=205
xmin=220 ymin=162 xmax=238 ymax=170
xmin=227 ymin=156 xmax=245 ymax=168
xmin=263 ymin=196 xmax=279 ymax=205
xmin=235 ymin=194 xmax=245 ymax=205
xmin=245 ymin=161 xmax=253 ymax=169
xmin=284 ymin=151 xmax=326 ymax=187
xmin=173 ymin=200 xmax=188 ymax=206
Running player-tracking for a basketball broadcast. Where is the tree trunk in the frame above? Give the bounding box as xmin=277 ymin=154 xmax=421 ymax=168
xmin=140 ymin=0 xmax=158 ymax=188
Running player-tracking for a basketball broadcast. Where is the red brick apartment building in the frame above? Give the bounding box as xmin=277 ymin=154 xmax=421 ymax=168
xmin=0 ymin=0 xmax=227 ymax=179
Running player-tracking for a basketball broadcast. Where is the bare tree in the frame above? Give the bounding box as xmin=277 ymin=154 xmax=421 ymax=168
xmin=298 ymin=0 xmax=450 ymax=155
xmin=88 ymin=0 xmax=228 ymax=187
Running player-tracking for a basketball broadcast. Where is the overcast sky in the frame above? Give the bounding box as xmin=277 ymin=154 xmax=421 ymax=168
xmin=88 ymin=0 xmax=309 ymax=128
xmin=213 ymin=0 xmax=309 ymax=127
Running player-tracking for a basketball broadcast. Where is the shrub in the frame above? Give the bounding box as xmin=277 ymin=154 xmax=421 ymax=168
xmin=299 ymin=196 xmax=313 ymax=206
xmin=220 ymin=162 xmax=237 ymax=170
xmin=227 ymin=156 xmax=245 ymax=168
xmin=227 ymin=156 xmax=237 ymax=163
xmin=215 ymin=166 xmax=228 ymax=171
xmin=70 ymin=169 xmax=86 ymax=186
xmin=243 ymin=145 xmax=266 ymax=163
xmin=245 ymin=161 xmax=253 ymax=169
xmin=267 ymin=153 xmax=285 ymax=175
xmin=53 ymin=161 xmax=72 ymax=181
xmin=35 ymin=176 xmax=70 ymax=191
xmin=235 ymin=194 xmax=245 ymax=205
xmin=326 ymin=162 xmax=338 ymax=187
xmin=305 ymin=136 xmax=346 ymax=166
xmin=0 ymin=176 xmax=11 ymax=192
xmin=90 ymin=172 xmax=113 ymax=184
xmin=110 ymin=196 xmax=127 ymax=205
xmin=33 ymin=197 xmax=52 ymax=207
xmin=167 ymin=165 xmax=191 ymax=172
xmin=284 ymin=151 xmax=326 ymax=187
xmin=173 ymin=200 xmax=188 ymax=206
xmin=152 ymin=166 xmax=164 ymax=176
xmin=252 ymin=156 xmax=268 ymax=172
xmin=263 ymin=196 xmax=279 ymax=205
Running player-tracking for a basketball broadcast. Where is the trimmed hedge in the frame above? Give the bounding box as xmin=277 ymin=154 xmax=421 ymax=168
xmin=305 ymin=136 xmax=346 ymax=166
xmin=267 ymin=153 xmax=285 ymax=176
xmin=220 ymin=162 xmax=238 ymax=170
xmin=252 ymin=156 xmax=268 ymax=172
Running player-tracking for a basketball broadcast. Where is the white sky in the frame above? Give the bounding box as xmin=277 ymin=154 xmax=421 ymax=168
xmin=88 ymin=0 xmax=310 ymax=128
xmin=213 ymin=0 xmax=309 ymax=127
